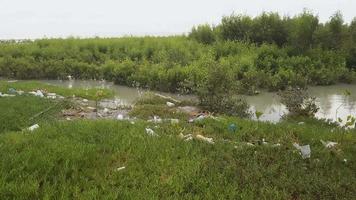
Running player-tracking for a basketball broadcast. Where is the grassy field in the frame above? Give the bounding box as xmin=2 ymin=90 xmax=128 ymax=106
xmin=0 ymin=80 xmax=114 ymax=100
xmin=0 ymin=92 xmax=355 ymax=199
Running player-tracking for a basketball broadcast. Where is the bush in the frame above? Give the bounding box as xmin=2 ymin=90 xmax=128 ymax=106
xmin=196 ymin=62 xmax=250 ymax=117
xmin=278 ymin=87 xmax=319 ymax=117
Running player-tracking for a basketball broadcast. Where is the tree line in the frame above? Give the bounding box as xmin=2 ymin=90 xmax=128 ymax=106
xmin=0 ymin=10 xmax=355 ymax=95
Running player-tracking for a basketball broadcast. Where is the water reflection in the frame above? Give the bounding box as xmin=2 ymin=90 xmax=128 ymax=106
xmin=41 ymin=80 xmax=356 ymax=123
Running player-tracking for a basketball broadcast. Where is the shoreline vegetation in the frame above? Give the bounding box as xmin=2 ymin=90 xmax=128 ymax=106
xmin=1 ymin=10 xmax=356 ymax=199
xmin=0 ymin=10 xmax=356 ymax=95
xmin=0 ymin=81 xmax=355 ymax=199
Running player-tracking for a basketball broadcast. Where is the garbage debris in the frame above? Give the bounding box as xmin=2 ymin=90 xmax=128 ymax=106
xmin=179 ymin=133 xmax=193 ymax=141
xmin=246 ymin=142 xmax=255 ymax=146
xmin=8 ymin=88 xmax=16 ymax=94
xmin=82 ymin=99 xmax=89 ymax=103
xmin=298 ymin=122 xmax=305 ymax=125
xmin=117 ymin=114 xmax=124 ymax=120
xmin=28 ymin=124 xmax=40 ymax=131
xmin=17 ymin=90 xmax=24 ymax=95
xmin=29 ymin=90 xmax=44 ymax=97
xmin=228 ymin=123 xmax=237 ymax=133
xmin=196 ymin=134 xmax=214 ymax=144
xmin=116 ymin=166 xmax=126 ymax=172
xmin=320 ymin=140 xmax=338 ymax=148
xmin=271 ymin=143 xmax=281 ymax=147
xmin=46 ymin=93 xmax=57 ymax=99
xmin=0 ymin=93 xmax=15 ymax=97
xmin=293 ymin=143 xmax=311 ymax=159
xmin=145 ymin=128 xmax=157 ymax=136
xmin=103 ymin=108 xmax=109 ymax=113
xmin=189 ymin=114 xmax=206 ymax=123
xmin=166 ymin=101 xmax=175 ymax=107
xmin=7 ymin=80 xmax=18 ymax=83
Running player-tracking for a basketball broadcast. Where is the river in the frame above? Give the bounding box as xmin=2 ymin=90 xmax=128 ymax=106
xmin=41 ymin=80 xmax=356 ymax=123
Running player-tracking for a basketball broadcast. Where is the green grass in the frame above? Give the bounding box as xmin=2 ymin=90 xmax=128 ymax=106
xmin=0 ymin=96 xmax=69 ymax=134
xmin=0 ymin=95 xmax=355 ymax=199
xmin=0 ymin=80 xmax=114 ymax=100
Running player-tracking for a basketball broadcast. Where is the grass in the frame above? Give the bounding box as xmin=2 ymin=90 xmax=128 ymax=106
xmin=0 ymin=95 xmax=355 ymax=199
xmin=0 ymin=80 xmax=114 ymax=100
xmin=0 ymin=96 xmax=70 ymax=134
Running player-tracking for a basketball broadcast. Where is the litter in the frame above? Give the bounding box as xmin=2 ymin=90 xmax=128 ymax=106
xmin=103 ymin=108 xmax=109 ymax=113
xmin=196 ymin=134 xmax=214 ymax=144
xmin=148 ymin=116 xmax=162 ymax=123
xmin=179 ymin=133 xmax=193 ymax=141
xmin=7 ymin=80 xmax=18 ymax=83
xmin=117 ymin=114 xmax=124 ymax=120
xmin=66 ymin=117 xmax=71 ymax=121
xmin=272 ymin=143 xmax=281 ymax=147
xmin=246 ymin=142 xmax=255 ymax=146
xmin=0 ymin=93 xmax=15 ymax=97
xmin=293 ymin=143 xmax=311 ymax=159
xmin=298 ymin=122 xmax=305 ymax=125
xmin=166 ymin=101 xmax=175 ymax=107
xmin=228 ymin=123 xmax=237 ymax=133
xmin=320 ymin=140 xmax=338 ymax=148
xmin=28 ymin=124 xmax=40 ymax=131
xmin=116 ymin=166 xmax=126 ymax=172
xmin=189 ymin=115 xmax=206 ymax=123
xmin=8 ymin=88 xmax=16 ymax=94
xmin=82 ymin=99 xmax=89 ymax=103
xmin=17 ymin=90 xmax=24 ymax=95
xmin=145 ymin=128 xmax=157 ymax=136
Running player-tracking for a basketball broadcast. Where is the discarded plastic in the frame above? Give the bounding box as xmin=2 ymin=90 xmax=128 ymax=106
xmin=228 ymin=123 xmax=237 ymax=133
xmin=166 ymin=101 xmax=175 ymax=107
xmin=8 ymin=88 xmax=16 ymax=94
xmin=293 ymin=143 xmax=311 ymax=159
xmin=17 ymin=90 xmax=24 ymax=95
xmin=83 ymin=99 xmax=89 ymax=103
xmin=189 ymin=115 xmax=206 ymax=123
xmin=28 ymin=124 xmax=40 ymax=131
xmin=179 ymin=133 xmax=193 ymax=141
xmin=145 ymin=128 xmax=157 ymax=136
xmin=320 ymin=140 xmax=338 ymax=148
xmin=116 ymin=166 xmax=126 ymax=172
xmin=196 ymin=134 xmax=214 ymax=144
xmin=0 ymin=93 xmax=15 ymax=97
xmin=117 ymin=114 xmax=124 ymax=120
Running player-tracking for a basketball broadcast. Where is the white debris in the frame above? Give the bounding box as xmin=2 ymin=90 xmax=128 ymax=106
xmin=272 ymin=143 xmax=281 ymax=147
xmin=246 ymin=142 xmax=255 ymax=146
xmin=320 ymin=140 xmax=338 ymax=148
xmin=166 ymin=101 xmax=175 ymax=107
xmin=117 ymin=114 xmax=124 ymax=120
xmin=196 ymin=134 xmax=214 ymax=144
xmin=87 ymin=107 xmax=96 ymax=111
xmin=116 ymin=166 xmax=126 ymax=171
xmin=298 ymin=122 xmax=305 ymax=125
xmin=28 ymin=91 xmax=37 ymax=95
xmin=66 ymin=117 xmax=71 ymax=121
xmin=293 ymin=143 xmax=311 ymax=159
xmin=17 ymin=90 xmax=24 ymax=95
xmin=179 ymin=133 xmax=193 ymax=141
xmin=47 ymin=93 xmax=56 ymax=96
xmin=262 ymin=138 xmax=268 ymax=145
xmin=83 ymin=99 xmax=89 ymax=103
xmin=145 ymin=128 xmax=157 ymax=136
xmin=35 ymin=90 xmax=44 ymax=97
xmin=28 ymin=124 xmax=40 ymax=131
xmin=189 ymin=115 xmax=206 ymax=123
xmin=148 ymin=116 xmax=162 ymax=123
xmin=103 ymin=108 xmax=109 ymax=113
xmin=7 ymin=80 xmax=18 ymax=83
xmin=0 ymin=93 xmax=15 ymax=97
xmin=343 ymin=159 xmax=347 ymax=163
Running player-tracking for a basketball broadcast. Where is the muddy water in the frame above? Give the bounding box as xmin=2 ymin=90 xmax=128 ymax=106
xmin=41 ymin=80 xmax=356 ymax=123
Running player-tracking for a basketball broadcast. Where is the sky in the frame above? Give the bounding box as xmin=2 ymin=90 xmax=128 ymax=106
xmin=1 ymin=0 xmax=356 ymax=39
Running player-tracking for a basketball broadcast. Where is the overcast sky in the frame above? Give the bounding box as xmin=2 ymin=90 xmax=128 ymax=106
xmin=1 ymin=0 xmax=356 ymax=39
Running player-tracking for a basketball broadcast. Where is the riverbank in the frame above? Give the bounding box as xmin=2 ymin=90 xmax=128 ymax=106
xmin=0 ymin=82 xmax=355 ymax=199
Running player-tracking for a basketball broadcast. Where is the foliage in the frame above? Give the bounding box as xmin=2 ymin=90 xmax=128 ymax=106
xmin=278 ymin=87 xmax=319 ymax=117
xmin=196 ymin=62 xmax=250 ymax=117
